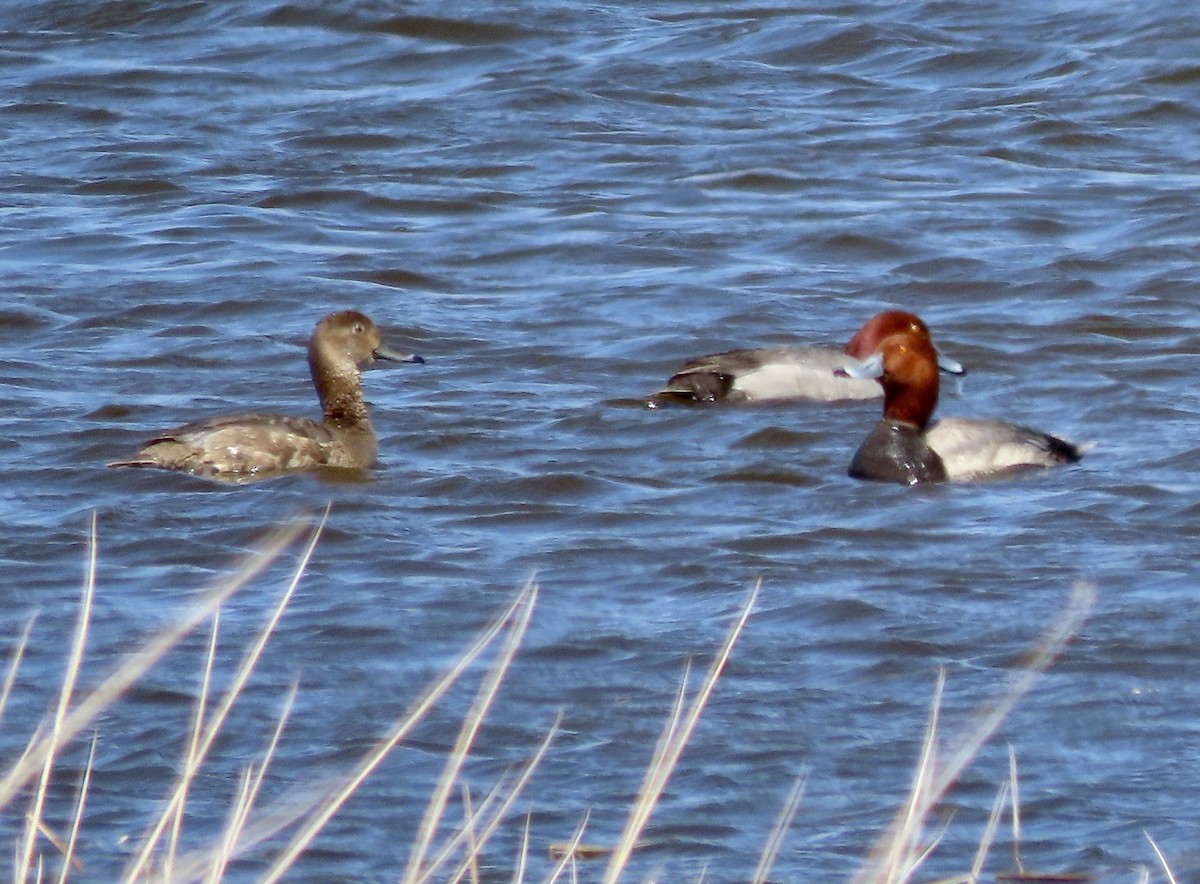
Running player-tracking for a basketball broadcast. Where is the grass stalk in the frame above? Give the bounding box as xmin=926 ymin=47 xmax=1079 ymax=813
xmin=203 ymin=683 xmax=298 ymax=883
xmin=455 ymin=782 xmax=479 ymax=884
xmin=1007 ymin=744 xmax=1022 ymax=875
xmin=853 ymin=581 xmax=1096 ymax=884
xmin=1144 ymin=831 xmax=1177 ymax=884
xmin=3 ymin=515 xmax=1131 ymax=884
xmin=56 ymin=732 xmax=95 ymax=884
xmin=602 ymin=580 xmax=759 ymax=883
xmin=883 ymin=669 xmax=946 ymax=882
xmin=164 ymin=608 xmax=221 ymax=879
xmin=0 ymin=618 xmax=37 ymax=734
xmin=968 ymin=777 xmax=1009 ymax=881
xmin=546 ymin=812 xmax=590 ymax=884
xmin=125 ymin=508 xmax=328 ymax=879
xmin=405 ymin=577 xmax=537 ymax=882
xmin=17 ymin=512 xmax=98 ymax=881
xmin=210 ymin=767 xmax=256 ymax=883
xmin=435 ymin=713 xmax=561 ymax=884
xmin=510 ymin=812 xmax=531 ymax=884
xmin=257 ymin=579 xmax=538 ymax=883
xmin=0 ymin=515 xmax=314 ymax=813
xmin=750 ymin=773 xmax=807 ymax=884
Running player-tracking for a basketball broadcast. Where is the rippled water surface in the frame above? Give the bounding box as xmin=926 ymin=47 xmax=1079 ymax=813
xmin=3 ymin=1 xmax=1200 ymax=880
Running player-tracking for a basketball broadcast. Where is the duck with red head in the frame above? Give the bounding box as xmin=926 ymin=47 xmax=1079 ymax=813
xmin=843 ymin=329 xmax=1083 ymax=485
xmin=648 ymin=309 xmax=963 ymax=405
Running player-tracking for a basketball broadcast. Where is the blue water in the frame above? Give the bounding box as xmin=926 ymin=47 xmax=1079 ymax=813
xmin=2 ymin=1 xmax=1199 ymax=881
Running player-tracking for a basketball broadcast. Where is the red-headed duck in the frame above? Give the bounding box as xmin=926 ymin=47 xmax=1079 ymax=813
xmin=648 ymin=310 xmax=964 ymax=405
xmin=108 ymin=311 xmax=423 ymax=483
xmin=842 ymin=329 xmax=1082 ymax=484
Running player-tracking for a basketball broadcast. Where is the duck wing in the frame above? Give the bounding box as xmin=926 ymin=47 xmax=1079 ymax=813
xmin=110 ymin=413 xmax=344 ymax=480
xmin=651 ymin=346 xmax=878 ymax=404
xmin=925 ymin=417 xmax=1082 ymax=481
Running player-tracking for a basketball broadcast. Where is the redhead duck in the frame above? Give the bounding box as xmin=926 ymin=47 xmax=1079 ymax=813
xmin=842 ymin=329 xmax=1082 ymax=485
xmin=648 ymin=310 xmax=963 ymax=405
xmin=108 ymin=310 xmax=423 ymax=482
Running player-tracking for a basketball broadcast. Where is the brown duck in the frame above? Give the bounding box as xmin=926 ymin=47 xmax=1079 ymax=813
xmin=108 ymin=310 xmax=423 ymax=482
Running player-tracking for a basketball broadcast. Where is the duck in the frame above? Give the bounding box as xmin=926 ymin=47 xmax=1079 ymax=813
xmin=841 ymin=327 xmax=1082 ymax=485
xmin=648 ymin=310 xmax=964 ymax=405
xmin=108 ymin=310 xmax=423 ymax=482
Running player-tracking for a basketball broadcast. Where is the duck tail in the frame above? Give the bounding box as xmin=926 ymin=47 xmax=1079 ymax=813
xmin=647 ymin=370 xmax=734 ymax=405
xmin=1045 ymin=434 xmax=1087 ymax=464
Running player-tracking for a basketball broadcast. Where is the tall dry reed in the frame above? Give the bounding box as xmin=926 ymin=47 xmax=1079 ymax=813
xmin=1 ymin=517 xmax=1181 ymax=882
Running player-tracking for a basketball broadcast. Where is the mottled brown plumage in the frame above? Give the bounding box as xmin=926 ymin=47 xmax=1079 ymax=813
xmin=108 ymin=311 xmax=423 ymax=482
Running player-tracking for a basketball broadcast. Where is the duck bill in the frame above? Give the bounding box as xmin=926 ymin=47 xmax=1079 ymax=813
xmin=374 ymin=344 xmax=425 ymax=364
xmin=838 ymin=352 xmax=884 ymax=380
xmin=936 ymin=352 xmax=965 ymax=375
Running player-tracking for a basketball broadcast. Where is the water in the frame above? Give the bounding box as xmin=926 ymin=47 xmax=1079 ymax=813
xmin=2 ymin=1 xmax=1199 ymax=880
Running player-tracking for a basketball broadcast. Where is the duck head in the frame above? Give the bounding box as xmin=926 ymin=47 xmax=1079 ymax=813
xmin=842 ymin=329 xmax=941 ymax=430
xmin=843 ymin=310 xmax=963 ymax=376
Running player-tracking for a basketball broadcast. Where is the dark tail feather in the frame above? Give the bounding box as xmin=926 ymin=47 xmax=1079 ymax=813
xmin=647 ymin=370 xmax=734 ymax=405
xmin=1044 ymin=434 xmax=1084 ymax=464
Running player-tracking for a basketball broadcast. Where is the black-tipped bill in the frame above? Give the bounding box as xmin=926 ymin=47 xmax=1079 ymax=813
xmin=839 ymin=352 xmax=884 ymax=380
xmin=936 ymin=352 xmax=965 ymax=375
xmin=374 ymin=344 xmax=425 ymax=364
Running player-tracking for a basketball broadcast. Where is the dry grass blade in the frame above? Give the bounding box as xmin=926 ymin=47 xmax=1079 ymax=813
xmin=17 ymin=512 xmax=98 ymax=881
xmin=853 ymin=582 xmax=1096 ymax=884
xmin=57 ymin=732 xmax=96 ymax=883
xmin=511 ymin=813 xmax=532 ymax=884
xmin=258 ymin=579 xmax=538 ymax=883
xmin=456 ymin=783 xmax=479 ymax=884
xmin=165 ymin=608 xmax=222 ymax=879
xmin=969 ymin=778 xmax=1010 ymax=880
xmin=0 ymin=515 xmax=313 ymax=812
xmin=435 ymin=713 xmax=562 ymax=884
xmin=751 ymin=773 xmax=807 ymax=884
xmin=125 ymin=509 xmax=328 ymax=880
xmin=602 ymin=581 xmax=759 ymax=884
xmin=545 ymin=812 xmax=590 ymax=884
xmin=897 ymin=823 xmax=949 ymax=883
xmin=167 ymin=782 xmax=320 ymax=881
xmin=1144 ymin=831 xmax=1177 ymax=884
xmin=934 ymin=583 xmax=1094 ymax=807
xmin=30 ymin=820 xmax=70 ymax=866
xmin=0 ymin=617 xmax=36 ymax=734
xmin=883 ymin=669 xmax=945 ymax=879
xmin=406 ymin=579 xmax=538 ymax=882
xmin=210 ymin=768 xmax=256 ymax=883
xmin=1008 ymin=745 xmax=1022 ymax=875
xmin=202 ymin=683 xmax=299 ymax=883
xmin=418 ymin=776 xmax=510 ymax=884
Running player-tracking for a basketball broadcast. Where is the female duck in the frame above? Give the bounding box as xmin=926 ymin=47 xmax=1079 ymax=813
xmin=109 ymin=310 xmax=423 ymax=482
xmin=842 ymin=329 xmax=1082 ymax=484
xmin=648 ymin=310 xmax=963 ymax=405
